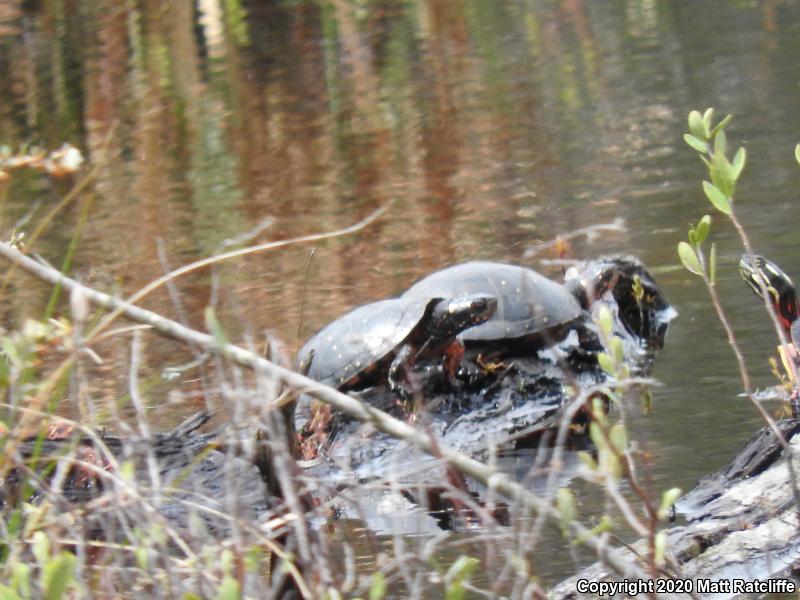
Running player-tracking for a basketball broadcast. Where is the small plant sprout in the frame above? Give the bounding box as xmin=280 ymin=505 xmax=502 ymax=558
xmin=556 ymin=487 xmax=577 ymax=537
xmin=678 ymin=214 xmax=714 ymax=283
xmin=681 ymin=108 xmax=746 ymax=280
xmin=368 ymin=572 xmax=387 ymax=600
xmin=444 ymin=556 xmax=480 ymax=600
xmin=657 ymin=487 xmax=683 ymax=521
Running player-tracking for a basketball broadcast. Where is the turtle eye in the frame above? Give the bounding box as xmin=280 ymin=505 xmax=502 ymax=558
xmin=469 ymin=298 xmax=485 ymax=313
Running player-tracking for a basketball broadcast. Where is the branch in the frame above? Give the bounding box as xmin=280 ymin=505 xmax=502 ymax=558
xmin=85 ymin=203 xmax=393 ymax=342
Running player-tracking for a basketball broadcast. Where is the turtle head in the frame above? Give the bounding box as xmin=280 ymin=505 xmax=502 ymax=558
xmin=565 ymin=256 xmax=675 ymax=349
xmin=428 ymin=294 xmax=498 ymax=338
xmin=739 ymin=254 xmax=799 ymax=332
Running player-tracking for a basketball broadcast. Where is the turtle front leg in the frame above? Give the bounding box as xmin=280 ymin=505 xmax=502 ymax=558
xmin=441 ymin=340 xmax=465 ymax=385
xmin=388 ymin=345 xmax=416 ymax=403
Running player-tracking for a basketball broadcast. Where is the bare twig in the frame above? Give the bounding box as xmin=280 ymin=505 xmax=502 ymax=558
xmin=523 ymin=218 xmax=627 ymax=258
xmin=84 ymin=204 xmax=392 ymax=343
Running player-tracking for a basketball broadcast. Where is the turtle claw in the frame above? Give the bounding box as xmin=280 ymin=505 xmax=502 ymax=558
xmin=388 ymin=376 xmax=410 ymax=401
xmin=476 ymin=353 xmax=510 ymax=374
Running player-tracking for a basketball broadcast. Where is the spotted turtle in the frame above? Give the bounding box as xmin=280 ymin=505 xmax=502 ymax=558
xmin=401 ymin=258 xmax=672 ymax=353
xmin=402 ymin=262 xmax=582 ymax=350
xmin=297 ymin=295 xmax=497 ymax=394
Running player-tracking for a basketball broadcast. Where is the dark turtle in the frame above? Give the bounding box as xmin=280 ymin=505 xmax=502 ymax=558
xmin=401 ymin=262 xmax=582 ymax=348
xmin=297 ymin=295 xmax=497 ymax=394
xmin=564 ymin=256 xmax=675 ymax=350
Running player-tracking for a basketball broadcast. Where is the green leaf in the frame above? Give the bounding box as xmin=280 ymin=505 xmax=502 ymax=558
xmin=702 ymin=181 xmax=731 ymax=215
xmin=445 ymin=556 xmax=479 ymax=600
xmin=610 ymin=337 xmax=624 ymax=365
xmin=731 ymin=147 xmax=746 ymax=180
xmin=709 ymin=243 xmax=717 ymax=285
xmin=677 ymin=242 xmax=702 ymax=275
xmin=695 ymin=215 xmax=711 ymax=245
xmin=641 ymin=386 xmax=653 ymax=414
xmin=713 ymin=129 xmax=727 ymax=156
xmin=710 ymin=114 xmax=732 ymax=137
xmin=244 ymin=546 xmax=263 ymax=573
xmin=0 ymin=585 xmax=22 ymax=600
xmin=589 ymin=422 xmax=605 ymax=451
xmin=657 ymin=487 xmax=683 ymax=520
xmin=205 ymin=306 xmax=229 ymax=347
xmin=600 ymin=447 xmax=622 ymax=481
xmin=687 ymin=228 xmax=697 ymax=246
xmin=574 ymin=515 xmax=613 ymax=545
xmin=597 ymin=352 xmax=616 ymax=376
xmin=596 ymin=305 xmax=613 ymax=336
xmin=119 ymin=460 xmax=136 ymax=483
xmin=43 ymin=552 xmax=76 ymax=600
xmin=220 ymin=549 xmax=234 ymax=575
xmin=446 ymin=556 xmax=479 ymax=583
xmin=327 ymin=588 xmax=344 ymax=600
xmin=32 ymin=531 xmax=49 ymax=566
xmin=445 ymin=585 xmax=466 ymax=600
xmin=592 ymin=396 xmax=608 ymax=422
xmin=577 ymin=451 xmax=598 ymax=471
xmin=215 ymin=576 xmax=240 ymax=600
xmin=688 ymin=111 xmax=706 ymax=139
xmin=683 ymin=133 xmax=708 ymax=153
xmin=556 ymin=487 xmax=577 ymax=525
xmin=632 ymin=274 xmax=644 ymax=302
xmin=609 ymin=423 xmax=627 ymax=454
xmin=135 ymin=546 xmax=148 ymax=570
xmin=796 ymin=143 xmax=800 ymax=166
xmin=11 ymin=562 xmax=31 ymax=598
xmin=654 ymin=531 xmax=667 ymax=566
xmin=369 ymin=572 xmax=387 ymax=600
xmin=702 ymin=108 xmax=714 ymax=135
xmin=710 ymin=152 xmax=735 ymax=197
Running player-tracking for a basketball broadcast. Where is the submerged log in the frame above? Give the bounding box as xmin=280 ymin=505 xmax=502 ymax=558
xmin=1 ymin=412 xmax=271 ymax=533
xmin=553 ymin=419 xmax=800 ymax=599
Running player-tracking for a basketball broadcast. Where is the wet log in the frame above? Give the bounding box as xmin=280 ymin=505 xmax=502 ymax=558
xmin=2 ymin=412 xmax=271 ymax=534
xmin=553 ymin=419 xmax=800 ymax=599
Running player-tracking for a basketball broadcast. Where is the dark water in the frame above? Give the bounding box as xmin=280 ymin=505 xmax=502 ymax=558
xmin=2 ymin=0 xmax=800 ymax=588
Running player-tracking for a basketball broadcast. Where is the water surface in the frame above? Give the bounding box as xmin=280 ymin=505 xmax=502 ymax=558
xmin=2 ymin=0 xmax=800 ymax=587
